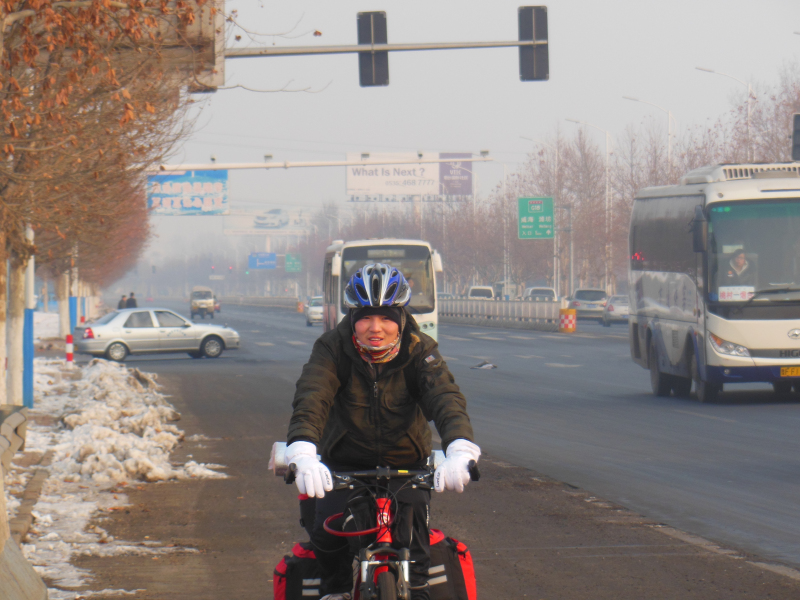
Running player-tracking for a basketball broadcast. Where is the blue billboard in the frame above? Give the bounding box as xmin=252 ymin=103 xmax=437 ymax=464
xmin=248 ymin=252 xmax=277 ymax=269
xmin=147 ymin=170 xmax=229 ymax=215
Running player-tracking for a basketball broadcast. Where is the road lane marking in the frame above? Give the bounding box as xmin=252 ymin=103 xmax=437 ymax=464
xmin=509 ymin=335 xmax=535 ymax=340
xmin=287 ymin=341 xmax=307 ymax=346
xmin=515 ymin=354 xmax=543 ymax=359
xmin=467 ymin=356 xmax=491 ymax=360
xmin=478 ymin=336 xmax=505 ymax=341
xmin=249 ymin=330 xmax=262 ymax=333
xmin=441 ymin=335 xmax=470 ymax=341
xmin=441 ymin=356 xmax=459 ymax=361
xmin=255 ymin=342 xmax=274 ymax=346
xmin=674 ymin=410 xmax=736 ymax=423
xmin=545 ymin=363 xmax=581 ymax=368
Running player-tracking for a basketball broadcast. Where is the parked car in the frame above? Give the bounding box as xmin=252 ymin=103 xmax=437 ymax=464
xmin=305 ymin=296 xmax=323 ymax=326
xmin=602 ymin=295 xmax=630 ymax=326
xmin=190 ymin=286 xmax=215 ymax=319
xmin=523 ymin=287 xmax=557 ymax=301
xmin=74 ymin=308 xmax=240 ymax=362
xmin=467 ymin=286 xmax=494 ymax=299
xmin=567 ymin=288 xmax=608 ymax=320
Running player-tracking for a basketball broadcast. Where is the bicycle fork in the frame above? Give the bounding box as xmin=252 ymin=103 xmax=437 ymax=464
xmin=358 ymin=498 xmax=411 ymax=600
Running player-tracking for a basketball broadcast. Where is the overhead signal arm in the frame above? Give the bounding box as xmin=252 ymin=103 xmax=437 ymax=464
xmin=222 ymin=6 xmax=549 ymax=88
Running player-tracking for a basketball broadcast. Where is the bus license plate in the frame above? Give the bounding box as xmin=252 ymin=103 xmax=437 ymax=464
xmin=780 ymin=367 xmax=800 ymax=377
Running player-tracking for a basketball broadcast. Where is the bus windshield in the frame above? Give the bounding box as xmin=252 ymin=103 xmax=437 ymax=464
xmin=708 ymin=199 xmax=800 ymax=303
xmin=341 ymin=245 xmax=435 ymax=314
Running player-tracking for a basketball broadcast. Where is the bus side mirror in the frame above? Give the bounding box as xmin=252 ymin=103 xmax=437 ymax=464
xmin=692 ymin=206 xmax=708 ymax=253
xmin=331 ymin=254 xmax=342 ymax=277
xmin=432 ymin=250 xmax=443 ymax=273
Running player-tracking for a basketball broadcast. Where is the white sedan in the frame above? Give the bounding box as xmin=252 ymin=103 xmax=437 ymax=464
xmin=74 ymin=308 xmax=240 ymax=361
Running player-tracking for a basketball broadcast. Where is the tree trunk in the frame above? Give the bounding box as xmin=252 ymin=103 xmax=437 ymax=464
xmin=7 ymin=252 xmax=26 ymax=406
xmin=0 ymin=234 xmax=7 ymax=406
xmin=57 ymin=271 xmax=70 ymax=338
xmin=41 ymin=279 xmax=49 ymax=312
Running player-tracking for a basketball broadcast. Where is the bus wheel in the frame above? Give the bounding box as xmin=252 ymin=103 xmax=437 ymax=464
xmin=691 ymin=355 xmax=720 ymax=403
xmin=672 ymin=377 xmax=692 ymax=397
xmin=649 ymin=339 xmax=671 ymax=397
xmin=773 ymin=381 xmax=793 ymax=394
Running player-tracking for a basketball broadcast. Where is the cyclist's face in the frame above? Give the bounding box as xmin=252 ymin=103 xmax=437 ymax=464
xmin=354 ymin=315 xmax=399 ymax=347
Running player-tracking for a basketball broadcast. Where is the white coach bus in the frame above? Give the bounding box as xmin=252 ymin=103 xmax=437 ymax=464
xmin=322 ymin=239 xmax=443 ymax=340
xmin=629 ymin=163 xmax=800 ymax=402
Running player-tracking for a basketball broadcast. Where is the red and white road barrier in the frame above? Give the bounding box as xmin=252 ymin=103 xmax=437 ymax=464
xmin=66 ymin=334 xmax=74 ymax=368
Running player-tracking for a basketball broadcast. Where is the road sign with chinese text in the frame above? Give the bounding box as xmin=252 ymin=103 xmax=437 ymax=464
xmin=248 ymin=252 xmax=277 ymax=270
xmin=285 ymin=254 xmax=302 ymax=273
xmin=518 ymin=197 xmax=554 ymax=239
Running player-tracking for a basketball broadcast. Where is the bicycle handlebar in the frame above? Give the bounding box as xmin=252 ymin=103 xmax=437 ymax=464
xmin=284 ymin=460 xmax=480 ymax=488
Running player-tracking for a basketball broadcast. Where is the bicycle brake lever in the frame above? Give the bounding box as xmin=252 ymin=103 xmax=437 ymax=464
xmin=468 ymin=460 xmax=481 ymax=482
xmin=284 ymin=463 xmax=296 ymax=485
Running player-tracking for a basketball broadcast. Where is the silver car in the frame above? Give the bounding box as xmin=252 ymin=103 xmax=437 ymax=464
xmin=74 ymin=308 xmax=240 ymax=362
xmin=305 ymin=296 xmax=323 ymax=326
xmin=567 ymin=288 xmax=608 ymax=320
xmin=602 ymin=295 xmax=630 ymax=326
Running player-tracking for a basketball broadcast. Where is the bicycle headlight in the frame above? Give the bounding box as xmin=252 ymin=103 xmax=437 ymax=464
xmin=709 ymin=332 xmax=750 ymax=357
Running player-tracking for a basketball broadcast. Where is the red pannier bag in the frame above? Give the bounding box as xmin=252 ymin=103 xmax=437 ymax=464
xmin=274 ymin=542 xmax=323 ymax=600
xmin=428 ymin=529 xmax=477 ymax=600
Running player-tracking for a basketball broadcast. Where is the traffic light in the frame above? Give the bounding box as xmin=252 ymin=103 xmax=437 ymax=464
xmin=518 ymin=6 xmax=549 ymax=82
xmin=245 ymin=270 xmax=250 ymax=275
xmin=792 ymin=113 xmax=800 ymax=161
xmin=357 ymin=12 xmax=389 ymax=87
xmin=211 ymin=265 xmax=215 ymax=270
xmin=228 ymin=266 xmax=233 ymax=271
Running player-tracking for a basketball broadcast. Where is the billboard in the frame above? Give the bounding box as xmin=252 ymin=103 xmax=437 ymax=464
xmin=147 ymin=170 xmax=229 ymax=215
xmin=223 ymin=207 xmax=314 ymax=237
xmin=346 ymin=153 xmax=473 ymax=200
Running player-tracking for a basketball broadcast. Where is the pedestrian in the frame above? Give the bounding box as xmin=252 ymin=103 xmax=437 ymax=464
xmin=286 ymin=263 xmax=480 ymax=600
xmin=118 ymin=295 xmax=127 ymax=309
xmin=125 ymin=292 xmax=138 ymax=308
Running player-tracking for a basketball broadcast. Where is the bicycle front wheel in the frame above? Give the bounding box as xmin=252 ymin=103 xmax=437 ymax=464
xmin=377 ymin=571 xmax=396 ymax=600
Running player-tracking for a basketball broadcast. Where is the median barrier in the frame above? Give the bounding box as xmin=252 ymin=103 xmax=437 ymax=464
xmin=218 ymin=296 xmax=299 ymax=309
xmin=558 ymin=308 xmax=577 ymax=334
xmin=0 ymin=407 xmax=48 ymax=600
xmin=438 ymin=299 xmax=560 ymax=332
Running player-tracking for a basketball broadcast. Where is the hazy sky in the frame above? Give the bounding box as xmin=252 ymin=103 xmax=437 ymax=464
xmin=146 ymin=0 xmax=800 ymax=264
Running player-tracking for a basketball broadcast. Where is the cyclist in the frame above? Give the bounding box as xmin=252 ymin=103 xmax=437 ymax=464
xmin=285 ymin=263 xmax=481 ymax=600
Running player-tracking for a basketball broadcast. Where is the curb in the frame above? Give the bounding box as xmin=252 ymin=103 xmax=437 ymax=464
xmin=10 ymin=450 xmax=54 ymax=545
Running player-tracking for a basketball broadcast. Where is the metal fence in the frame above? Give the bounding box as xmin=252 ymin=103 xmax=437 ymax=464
xmin=220 ymin=296 xmax=299 ymax=309
xmin=439 ymin=299 xmax=560 ymax=324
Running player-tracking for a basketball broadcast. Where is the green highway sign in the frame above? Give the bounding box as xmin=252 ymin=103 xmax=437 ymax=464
xmin=518 ymin=197 xmax=554 ymax=239
xmin=285 ymin=254 xmax=302 ymax=273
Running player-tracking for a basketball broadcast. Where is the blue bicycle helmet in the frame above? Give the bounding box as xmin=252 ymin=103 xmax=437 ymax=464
xmin=343 ymin=263 xmax=411 ymax=308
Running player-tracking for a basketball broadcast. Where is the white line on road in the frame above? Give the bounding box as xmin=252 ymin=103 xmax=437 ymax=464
xmin=674 ymin=410 xmax=737 ymax=423
xmin=287 ymin=341 xmax=307 ymax=346
xmin=441 ymin=335 xmax=471 ymax=341
xmin=467 ymin=356 xmax=491 ymax=360
xmin=509 ymin=335 xmax=536 ymax=341
xmin=478 ymin=337 xmax=506 ymax=341
xmin=515 ymin=355 xmax=544 ymax=359
xmin=442 ymin=356 xmax=459 ymax=361
xmin=255 ymin=342 xmax=274 ymax=346
xmin=545 ymin=363 xmax=582 ymax=368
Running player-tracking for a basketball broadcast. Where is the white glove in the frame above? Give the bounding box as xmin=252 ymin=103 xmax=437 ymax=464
xmin=434 ymin=439 xmax=481 ymax=493
xmin=284 ymin=441 xmax=333 ymax=499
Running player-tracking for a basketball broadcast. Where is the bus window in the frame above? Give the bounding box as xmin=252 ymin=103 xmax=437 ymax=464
xmin=340 ymin=245 xmax=435 ymax=314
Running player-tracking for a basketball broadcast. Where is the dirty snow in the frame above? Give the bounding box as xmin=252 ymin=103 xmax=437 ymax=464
xmin=3 ymin=357 xmax=225 ymax=598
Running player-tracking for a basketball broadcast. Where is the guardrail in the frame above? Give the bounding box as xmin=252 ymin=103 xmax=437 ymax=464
xmin=219 ymin=296 xmax=298 ymax=309
xmin=439 ymin=299 xmax=560 ymax=331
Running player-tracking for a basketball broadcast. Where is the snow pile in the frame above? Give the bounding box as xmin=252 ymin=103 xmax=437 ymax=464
xmin=35 ymin=358 xmax=226 ymax=484
xmin=3 ymin=357 xmax=225 ymax=597
xmin=35 ymin=311 xmax=60 ymax=341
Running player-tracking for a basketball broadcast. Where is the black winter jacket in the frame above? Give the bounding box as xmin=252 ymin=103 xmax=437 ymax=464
xmin=288 ymin=310 xmax=474 ymax=468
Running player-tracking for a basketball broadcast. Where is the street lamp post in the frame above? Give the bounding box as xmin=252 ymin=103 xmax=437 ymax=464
xmin=696 ymin=67 xmax=754 ymax=162
xmin=566 ymin=119 xmax=613 ymax=294
xmin=622 ymin=96 xmax=674 ymax=168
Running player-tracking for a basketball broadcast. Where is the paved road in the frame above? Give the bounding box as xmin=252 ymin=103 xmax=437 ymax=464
xmin=101 ymin=300 xmax=800 ymax=570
